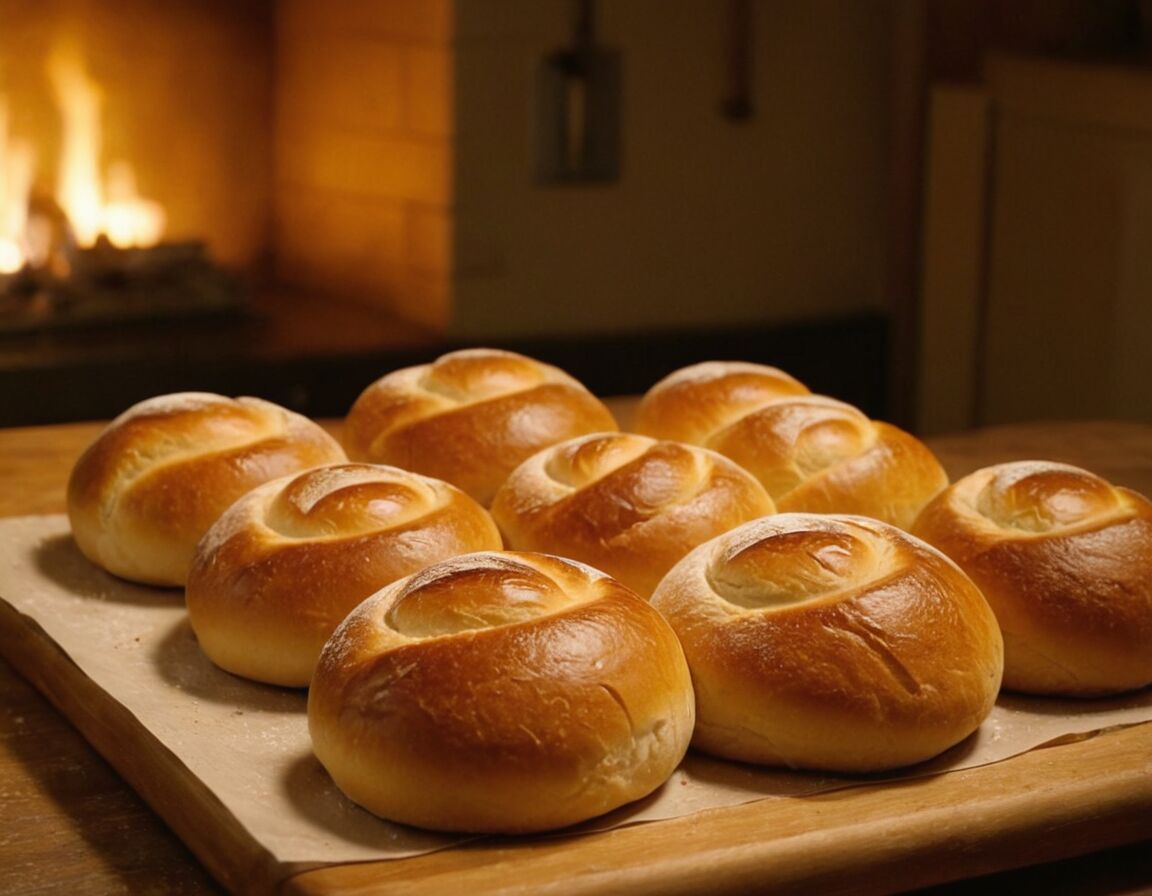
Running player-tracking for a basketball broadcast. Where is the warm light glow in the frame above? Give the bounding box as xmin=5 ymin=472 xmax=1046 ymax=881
xmin=0 ymin=34 xmax=172 ymax=259
xmin=0 ymin=98 xmax=35 ymax=274
xmin=47 ymin=38 xmax=106 ymax=248
xmin=0 ymin=239 xmax=22 ymax=274
xmin=103 ymin=161 xmax=166 ymax=248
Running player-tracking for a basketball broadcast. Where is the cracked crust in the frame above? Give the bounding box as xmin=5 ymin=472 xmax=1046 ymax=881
xmin=912 ymin=461 xmax=1152 ymax=696
xmin=342 ymin=348 xmax=619 ymax=506
xmin=651 ymin=513 xmax=1004 ymax=772
xmin=307 ymin=550 xmax=695 ymax=833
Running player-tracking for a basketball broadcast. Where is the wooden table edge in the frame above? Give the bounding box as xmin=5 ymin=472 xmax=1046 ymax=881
xmin=278 ymin=723 xmax=1152 ymax=896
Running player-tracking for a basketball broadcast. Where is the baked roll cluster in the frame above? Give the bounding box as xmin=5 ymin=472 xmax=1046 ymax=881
xmin=344 ymin=347 xmax=618 ymax=506
xmin=651 ymin=513 xmax=1004 ymax=772
xmin=67 ymin=392 xmax=345 ymax=586
xmin=63 ymin=349 xmax=1152 ymax=835
xmin=634 ymin=361 xmax=948 ymax=530
xmin=307 ymin=551 xmax=695 ymax=833
xmin=913 ymin=461 xmax=1152 ymax=696
xmin=491 ymin=431 xmax=775 ymax=597
xmin=186 ymin=463 xmax=502 ymax=687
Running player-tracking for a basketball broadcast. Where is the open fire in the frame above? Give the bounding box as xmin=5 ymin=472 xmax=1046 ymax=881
xmin=0 ymin=35 xmax=239 ymax=331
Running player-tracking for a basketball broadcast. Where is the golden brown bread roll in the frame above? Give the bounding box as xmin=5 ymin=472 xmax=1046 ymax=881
xmin=308 ymin=551 xmax=695 ymax=833
xmin=634 ymin=362 xmax=947 ymax=530
xmin=67 ymin=392 xmax=346 ymax=586
xmin=185 ymin=463 xmax=503 ymax=687
xmin=632 ymin=360 xmax=812 ymax=444
xmin=705 ymin=395 xmax=949 ymax=529
xmin=912 ymin=461 xmax=1152 ymax=696
xmin=490 ymin=432 xmax=776 ymax=597
xmin=650 ymin=513 xmax=1003 ymax=772
xmin=343 ymin=348 xmax=619 ymax=506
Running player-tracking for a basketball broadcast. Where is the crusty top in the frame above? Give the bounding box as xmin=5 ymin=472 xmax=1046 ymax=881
xmin=67 ymin=392 xmax=346 ymax=585
xmin=343 ymin=348 xmax=618 ymax=505
xmin=706 ymin=394 xmax=948 ymax=527
xmin=631 ymin=362 xmax=946 ymax=529
xmin=912 ymin=461 xmax=1152 ymax=694
xmin=651 ymin=513 xmax=1004 ymax=770
xmin=186 ymin=462 xmax=502 ymax=686
xmin=491 ymin=431 xmax=776 ymax=596
xmin=308 ymin=550 xmax=695 ymax=832
xmin=632 ymin=360 xmax=811 ymax=445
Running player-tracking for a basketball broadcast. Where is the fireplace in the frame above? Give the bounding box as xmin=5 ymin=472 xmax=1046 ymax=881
xmin=0 ymin=0 xmax=896 ymax=426
xmin=0 ymin=0 xmax=277 ymax=330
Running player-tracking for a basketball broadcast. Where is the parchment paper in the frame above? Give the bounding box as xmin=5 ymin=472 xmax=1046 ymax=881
xmin=2 ymin=514 xmax=1150 ymax=865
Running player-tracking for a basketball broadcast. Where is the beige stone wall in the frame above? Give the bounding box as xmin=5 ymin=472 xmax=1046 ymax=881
xmin=270 ymin=0 xmax=895 ymax=339
xmin=449 ymin=0 xmax=895 ymax=339
xmin=273 ymin=0 xmax=453 ymax=330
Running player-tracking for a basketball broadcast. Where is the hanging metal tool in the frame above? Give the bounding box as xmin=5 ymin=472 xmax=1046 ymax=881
xmin=721 ymin=0 xmax=754 ymax=121
xmin=536 ymin=0 xmax=621 ymax=184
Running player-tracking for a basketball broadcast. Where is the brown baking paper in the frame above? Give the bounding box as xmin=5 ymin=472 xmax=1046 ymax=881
xmin=1 ymin=514 xmax=1150 ymax=865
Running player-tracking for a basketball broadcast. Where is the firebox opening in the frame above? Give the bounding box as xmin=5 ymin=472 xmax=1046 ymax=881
xmin=0 ymin=0 xmax=275 ymax=337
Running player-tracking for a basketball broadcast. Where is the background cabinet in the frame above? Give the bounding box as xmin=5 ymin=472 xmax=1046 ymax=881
xmin=918 ymin=54 xmax=1152 ymax=432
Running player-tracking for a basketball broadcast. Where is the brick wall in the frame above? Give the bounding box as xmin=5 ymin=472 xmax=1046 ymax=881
xmin=273 ymin=0 xmax=453 ymax=330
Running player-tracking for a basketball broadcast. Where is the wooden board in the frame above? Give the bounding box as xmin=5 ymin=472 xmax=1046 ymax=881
xmin=2 ymin=550 xmax=1151 ymax=896
xmin=3 ymin=418 xmax=1152 ymax=894
xmin=289 ymin=725 xmax=1152 ymax=896
xmin=0 ymin=600 xmax=282 ymax=892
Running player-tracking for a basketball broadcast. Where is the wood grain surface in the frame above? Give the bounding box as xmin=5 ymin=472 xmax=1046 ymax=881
xmin=1 ymin=417 xmax=1151 ymax=895
xmin=283 ymin=724 xmax=1152 ymax=896
xmin=0 ymin=651 xmax=224 ymax=895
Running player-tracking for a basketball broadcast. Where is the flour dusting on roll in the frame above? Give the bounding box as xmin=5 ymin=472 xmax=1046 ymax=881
xmin=186 ymin=462 xmax=502 ymax=687
xmin=343 ymin=348 xmax=618 ymax=506
xmin=651 ymin=513 xmax=1003 ymax=772
xmin=913 ymin=461 xmax=1152 ymax=696
xmin=67 ymin=392 xmax=346 ymax=586
xmin=308 ymin=551 xmax=695 ymax=833
xmin=491 ymin=431 xmax=776 ymax=597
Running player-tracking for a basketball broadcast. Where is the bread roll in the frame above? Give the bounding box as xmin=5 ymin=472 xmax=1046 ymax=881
xmin=912 ymin=461 xmax=1152 ymax=696
xmin=490 ymin=432 xmax=776 ymax=597
xmin=635 ymin=362 xmax=946 ymax=530
xmin=707 ymin=395 xmax=948 ymax=529
xmin=343 ymin=348 xmax=618 ymax=506
xmin=186 ymin=463 xmax=502 ymax=687
xmin=67 ymin=393 xmax=345 ymax=586
xmin=650 ymin=513 xmax=1003 ymax=772
xmin=308 ymin=551 xmax=695 ymax=833
xmin=632 ymin=360 xmax=812 ymax=444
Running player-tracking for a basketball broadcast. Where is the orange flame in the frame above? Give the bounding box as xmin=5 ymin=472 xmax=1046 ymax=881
xmin=48 ymin=38 xmax=166 ymax=251
xmin=0 ymin=34 xmax=166 ymax=275
xmin=0 ymin=98 xmax=35 ymax=274
xmin=47 ymin=38 xmax=106 ymax=248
